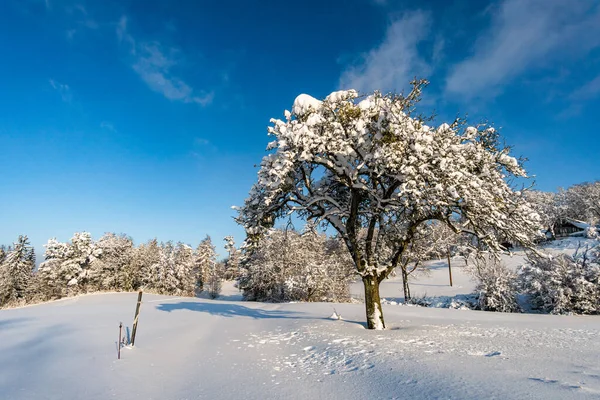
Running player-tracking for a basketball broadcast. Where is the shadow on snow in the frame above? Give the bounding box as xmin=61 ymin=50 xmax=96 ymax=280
xmin=155 ymin=301 xmax=368 ymax=327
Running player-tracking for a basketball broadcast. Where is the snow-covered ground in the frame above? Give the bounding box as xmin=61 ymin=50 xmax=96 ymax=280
xmin=1 ymin=239 xmax=599 ymax=399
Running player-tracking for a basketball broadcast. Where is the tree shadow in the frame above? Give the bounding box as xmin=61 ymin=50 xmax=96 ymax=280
xmin=155 ymin=301 xmax=368 ymax=327
xmin=409 ymin=283 xmax=453 ymax=287
xmin=156 ymin=301 xmax=308 ymax=320
xmin=0 ymin=317 xmax=31 ymax=330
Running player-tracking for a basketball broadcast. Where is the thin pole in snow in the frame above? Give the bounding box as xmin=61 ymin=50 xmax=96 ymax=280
xmin=447 ymin=246 xmax=453 ymax=287
xmin=118 ymin=322 xmax=122 ymax=360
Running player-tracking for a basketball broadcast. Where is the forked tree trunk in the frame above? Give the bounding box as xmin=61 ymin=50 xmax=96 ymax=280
xmin=362 ymin=276 xmax=385 ymax=330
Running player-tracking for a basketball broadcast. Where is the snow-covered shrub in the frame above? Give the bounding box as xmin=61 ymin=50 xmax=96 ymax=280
xmin=519 ymin=244 xmax=600 ymax=315
xmin=468 ymin=255 xmax=520 ymax=313
xmin=585 ymin=226 xmax=599 ymax=240
xmin=239 ymin=229 xmax=354 ymax=302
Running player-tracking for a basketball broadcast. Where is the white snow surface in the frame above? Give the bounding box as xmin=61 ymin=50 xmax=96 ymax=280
xmin=291 ymin=94 xmax=322 ymax=116
xmin=1 ymin=239 xmax=600 ymax=399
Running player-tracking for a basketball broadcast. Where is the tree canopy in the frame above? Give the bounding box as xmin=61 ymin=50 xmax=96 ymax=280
xmin=237 ymin=81 xmax=540 ymax=329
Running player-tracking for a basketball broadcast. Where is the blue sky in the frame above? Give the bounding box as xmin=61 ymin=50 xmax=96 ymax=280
xmin=1 ymin=0 xmax=599 ymax=258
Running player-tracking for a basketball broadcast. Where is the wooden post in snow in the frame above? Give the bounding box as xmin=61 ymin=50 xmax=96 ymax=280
xmin=447 ymin=246 xmax=453 ymax=287
xmin=118 ymin=322 xmax=122 ymax=359
xmin=130 ymin=291 xmax=143 ymax=346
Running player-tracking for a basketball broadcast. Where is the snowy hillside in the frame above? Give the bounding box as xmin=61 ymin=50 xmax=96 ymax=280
xmin=1 ymin=238 xmax=599 ymax=399
xmin=2 ymin=282 xmax=600 ymax=399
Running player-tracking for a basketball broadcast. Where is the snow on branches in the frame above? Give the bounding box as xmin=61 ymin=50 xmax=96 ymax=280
xmin=237 ymin=80 xmax=540 ymax=329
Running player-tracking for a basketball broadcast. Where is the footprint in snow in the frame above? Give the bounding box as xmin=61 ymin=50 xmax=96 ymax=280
xmin=485 ymin=351 xmax=502 ymax=357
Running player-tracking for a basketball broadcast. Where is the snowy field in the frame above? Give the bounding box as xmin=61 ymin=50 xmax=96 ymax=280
xmin=1 ymin=239 xmax=600 ymax=400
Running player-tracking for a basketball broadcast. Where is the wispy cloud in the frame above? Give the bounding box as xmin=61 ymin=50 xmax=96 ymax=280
xmin=49 ymin=79 xmax=72 ymax=103
xmin=100 ymin=121 xmax=117 ymax=132
xmin=446 ymin=0 xmax=600 ymax=99
xmin=338 ymin=11 xmax=431 ymax=93
xmin=569 ymin=75 xmax=600 ymax=101
xmin=558 ymin=74 xmax=600 ymax=119
xmin=117 ymin=16 xmax=213 ymax=106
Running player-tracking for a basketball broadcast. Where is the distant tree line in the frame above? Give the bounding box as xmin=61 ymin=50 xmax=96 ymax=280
xmin=0 ymin=233 xmax=221 ymax=309
xmin=526 ymin=181 xmax=600 ymax=237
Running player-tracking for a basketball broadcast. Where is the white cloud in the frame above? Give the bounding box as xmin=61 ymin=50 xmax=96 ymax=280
xmin=100 ymin=121 xmax=117 ymax=132
xmin=49 ymin=79 xmax=72 ymax=103
xmin=117 ymin=16 xmax=213 ymax=106
xmin=446 ymin=0 xmax=600 ymax=99
xmin=338 ymin=11 xmax=431 ymax=93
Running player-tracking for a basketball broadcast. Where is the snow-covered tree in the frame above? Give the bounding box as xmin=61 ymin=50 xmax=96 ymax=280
xmin=195 ymin=236 xmax=217 ymax=294
xmin=223 ymin=236 xmax=241 ymax=280
xmin=89 ymin=233 xmax=135 ymax=291
xmin=524 ymin=190 xmax=560 ymax=237
xmin=562 ymin=181 xmax=600 ymax=224
xmin=174 ymin=242 xmax=196 ymax=296
xmin=0 ymin=245 xmax=7 ymax=265
xmin=36 ymin=233 xmax=100 ymax=298
xmin=239 ymin=228 xmax=354 ymax=302
xmin=237 ymin=81 xmax=540 ymax=329
xmin=204 ymin=260 xmax=223 ymax=299
xmin=0 ymin=235 xmax=35 ymax=306
xmin=520 ymin=242 xmax=600 ymax=314
xmin=150 ymin=241 xmax=180 ymax=295
xmin=134 ymin=238 xmax=161 ymax=289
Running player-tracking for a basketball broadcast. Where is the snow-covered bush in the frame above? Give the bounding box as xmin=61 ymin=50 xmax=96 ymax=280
xmin=468 ymin=256 xmax=520 ymax=313
xmin=519 ymin=244 xmax=600 ymax=314
xmin=239 ymin=229 xmax=354 ymax=302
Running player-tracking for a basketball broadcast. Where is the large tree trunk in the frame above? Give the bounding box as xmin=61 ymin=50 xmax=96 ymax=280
xmin=362 ymin=275 xmax=385 ymax=330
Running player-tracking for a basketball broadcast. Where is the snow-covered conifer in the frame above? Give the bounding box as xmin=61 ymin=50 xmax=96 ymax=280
xmin=36 ymin=232 xmax=99 ymax=298
xmin=134 ymin=238 xmax=161 ymax=289
xmin=195 ymin=236 xmax=217 ymax=294
xmin=90 ymin=233 xmax=135 ymax=291
xmin=0 ymin=235 xmax=35 ymax=307
xmin=174 ymin=242 xmax=196 ymax=296
xmin=223 ymin=236 xmax=241 ymax=280
xmin=151 ymin=241 xmax=180 ymax=295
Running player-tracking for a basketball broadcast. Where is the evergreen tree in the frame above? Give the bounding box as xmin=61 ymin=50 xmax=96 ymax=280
xmin=223 ymin=236 xmax=240 ymax=280
xmin=0 ymin=235 xmax=35 ymax=306
xmin=194 ymin=236 xmax=216 ymax=294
